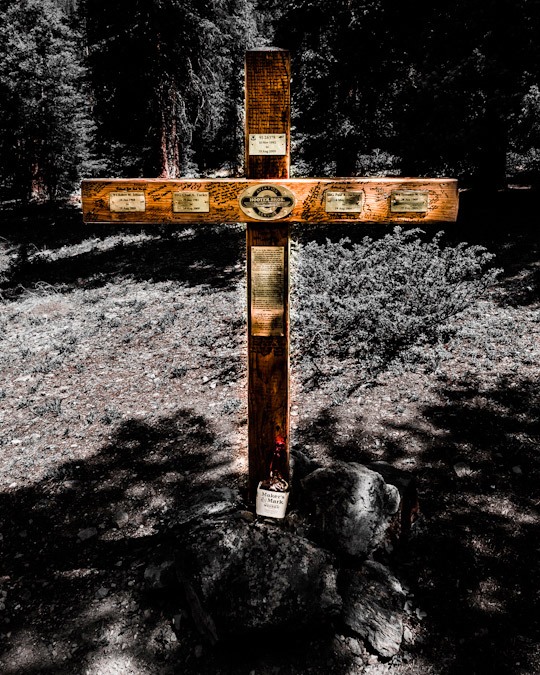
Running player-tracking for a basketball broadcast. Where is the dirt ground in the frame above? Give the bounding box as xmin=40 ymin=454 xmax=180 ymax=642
xmin=0 ymin=190 xmax=539 ymax=674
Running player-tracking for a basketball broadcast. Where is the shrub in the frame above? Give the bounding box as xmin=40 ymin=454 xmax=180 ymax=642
xmin=291 ymin=227 xmax=500 ymax=392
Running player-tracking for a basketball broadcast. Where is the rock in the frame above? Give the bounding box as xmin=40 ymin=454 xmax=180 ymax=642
xmin=234 ymin=510 xmax=255 ymax=523
xmin=144 ymin=560 xmax=175 ymax=590
xmin=512 ymin=465 xmax=523 ymax=475
xmin=96 ymin=587 xmax=109 ymax=599
xmin=341 ymin=560 xmax=405 ymax=658
xmin=402 ymin=625 xmax=414 ymax=644
xmin=64 ymin=479 xmax=82 ymax=490
xmin=77 ymin=527 xmax=98 ymax=541
xmin=176 ymin=515 xmax=342 ymax=643
xmin=290 ymin=448 xmax=321 ymax=489
xmin=113 ymin=509 xmax=129 ymax=528
xmin=453 ymin=462 xmax=473 ymax=477
xmin=172 ymin=487 xmax=242 ymax=527
xmin=300 ymin=462 xmax=400 ymax=558
xmin=367 ymin=461 xmax=419 ymax=543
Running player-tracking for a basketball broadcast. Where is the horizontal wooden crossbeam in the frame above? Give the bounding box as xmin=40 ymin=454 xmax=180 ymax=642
xmin=82 ymin=178 xmax=458 ymax=224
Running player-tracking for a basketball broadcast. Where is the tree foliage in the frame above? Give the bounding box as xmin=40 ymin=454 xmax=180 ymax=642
xmin=0 ymin=0 xmax=539 ymax=203
xmin=275 ymin=0 xmax=540 ymax=187
xmin=83 ymin=0 xmax=258 ymax=178
xmin=0 ymin=0 xmax=95 ymax=202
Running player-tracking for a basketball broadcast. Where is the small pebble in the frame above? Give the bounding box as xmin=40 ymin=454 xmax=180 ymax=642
xmin=78 ymin=527 xmax=98 ymax=541
xmin=403 ymin=626 xmax=414 ymax=644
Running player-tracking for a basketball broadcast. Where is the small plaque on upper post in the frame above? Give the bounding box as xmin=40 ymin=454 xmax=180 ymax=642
xmin=325 ymin=191 xmax=364 ymax=213
xmin=173 ymin=191 xmax=210 ymax=213
xmin=390 ymin=190 xmax=429 ymax=213
xmin=109 ymin=192 xmax=145 ymax=212
xmin=249 ymin=134 xmax=287 ymax=156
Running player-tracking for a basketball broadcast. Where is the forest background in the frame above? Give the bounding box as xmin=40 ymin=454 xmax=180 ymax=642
xmin=1 ymin=0 xmax=539 ymax=205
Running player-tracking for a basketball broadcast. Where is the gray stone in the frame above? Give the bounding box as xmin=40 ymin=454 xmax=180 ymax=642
xmin=64 ymin=479 xmax=82 ymax=490
xmin=367 ymin=461 xmax=419 ymax=543
xmin=341 ymin=560 xmax=405 ymax=658
xmin=402 ymin=625 xmax=414 ymax=644
xmin=453 ymin=462 xmax=473 ymax=477
xmin=300 ymin=462 xmax=400 ymax=558
xmin=144 ymin=560 xmax=175 ymax=590
xmin=172 ymin=487 xmax=242 ymax=527
xmin=77 ymin=527 xmax=98 ymax=541
xmin=290 ymin=448 xmax=321 ymax=488
xmin=176 ymin=515 xmax=342 ymax=643
xmin=113 ymin=509 xmax=129 ymax=527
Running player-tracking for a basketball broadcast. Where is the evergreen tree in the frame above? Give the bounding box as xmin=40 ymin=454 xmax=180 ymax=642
xmin=392 ymin=0 xmax=539 ymax=189
xmin=275 ymin=0 xmax=404 ymax=177
xmin=274 ymin=0 xmax=540 ymax=186
xmin=83 ymin=0 xmax=258 ymax=178
xmin=0 ymin=0 xmax=95 ymax=203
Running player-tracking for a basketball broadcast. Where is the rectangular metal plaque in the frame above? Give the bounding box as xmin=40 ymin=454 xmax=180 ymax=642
xmin=249 ymin=134 xmax=287 ymax=156
xmin=325 ymin=191 xmax=364 ymax=213
xmin=390 ymin=190 xmax=429 ymax=213
xmin=173 ymin=191 xmax=210 ymax=213
xmin=251 ymin=246 xmax=285 ymax=337
xmin=109 ymin=191 xmax=146 ymax=212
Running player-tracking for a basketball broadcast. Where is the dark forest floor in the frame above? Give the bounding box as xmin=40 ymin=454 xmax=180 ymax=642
xmin=0 ymin=190 xmax=539 ymax=674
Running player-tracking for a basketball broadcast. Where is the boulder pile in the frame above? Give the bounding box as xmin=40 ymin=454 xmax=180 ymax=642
xmin=171 ymin=455 xmax=417 ymax=658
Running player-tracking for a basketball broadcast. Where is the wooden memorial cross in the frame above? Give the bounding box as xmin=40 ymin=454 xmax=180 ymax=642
xmin=82 ymin=48 xmax=458 ymax=501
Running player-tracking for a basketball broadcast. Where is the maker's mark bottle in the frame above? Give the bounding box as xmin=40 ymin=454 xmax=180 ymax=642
xmin=260 ymin=438 xmax=289 ymax=493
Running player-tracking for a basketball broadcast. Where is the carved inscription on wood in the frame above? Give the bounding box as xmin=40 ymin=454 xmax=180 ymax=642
xmin=251 ymin=246 xmax=285 ymax=336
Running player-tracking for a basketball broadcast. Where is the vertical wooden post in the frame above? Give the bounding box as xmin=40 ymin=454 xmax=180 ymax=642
xmin=245 ymin=48 xmax=291 ymax=501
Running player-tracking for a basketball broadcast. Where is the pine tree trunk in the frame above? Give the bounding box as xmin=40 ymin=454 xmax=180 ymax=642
xmin=158 ymin=84 xmax=180 ymax=178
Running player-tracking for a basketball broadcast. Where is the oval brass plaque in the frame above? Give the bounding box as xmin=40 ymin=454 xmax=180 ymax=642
xmin=238 ymin=183 xmax=295 ymax=221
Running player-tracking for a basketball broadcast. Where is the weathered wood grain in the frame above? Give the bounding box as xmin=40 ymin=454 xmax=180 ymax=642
xmin=82 ymin=177 xmax=459 ymax=224
xmin=246 ymin=49 xmax=291 ymax=500
xmin=245 ymin=48 xmax=290 ymax=180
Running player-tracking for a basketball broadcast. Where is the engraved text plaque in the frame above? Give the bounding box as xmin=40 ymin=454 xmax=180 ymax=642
xmin=173 ymin=191 xmax=209 ymax=213
xmin=390 ymin=190 xmax=429 ymax=213
xmin=251 ymin=246 xmax=285 ymax=337
xmin=249 ymin=134 xmax=287 ymax=156
xmin=325 ymin=191 xmax=364 ymax=213
xmin=109 ymin=192 xmax=146 ymax=212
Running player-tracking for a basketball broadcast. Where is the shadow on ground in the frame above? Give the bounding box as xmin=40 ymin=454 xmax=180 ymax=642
xmin=1 ymin=205 xmax=245 ymax=298
xmin=0 ymin=408 xmax=238 ymax=673
xmin=295 ymin=373 xmax=540 ymax=674
xmin=0 ymin=406 xmax=358 ymax=675
xmin=400 ymin=374 xmax=540 ymax=675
